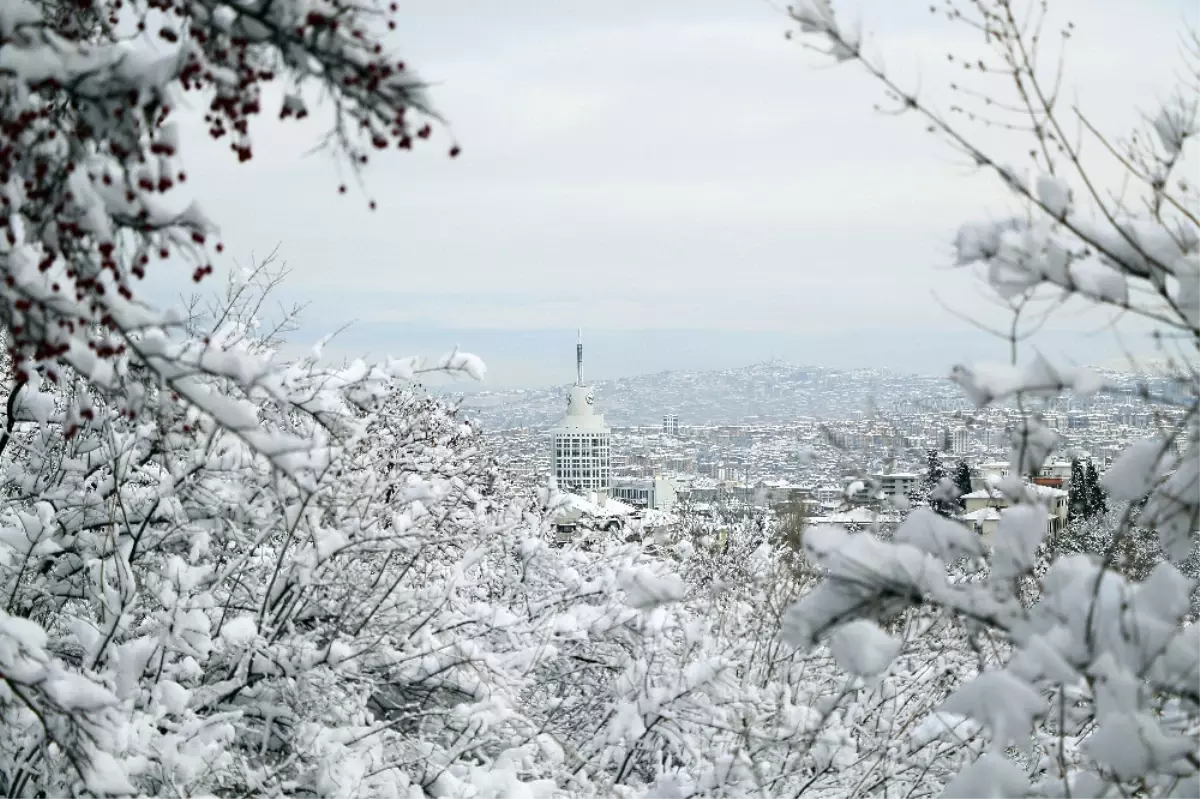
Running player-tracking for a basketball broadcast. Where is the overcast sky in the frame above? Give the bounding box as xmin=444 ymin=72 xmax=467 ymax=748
xmin=155 ymin=0 xmax=1194 ymax=387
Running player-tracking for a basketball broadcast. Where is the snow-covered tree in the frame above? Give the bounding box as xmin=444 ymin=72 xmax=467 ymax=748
xmin=0 ymin=3 xmax=527 ymax=791
xmin=0 ymin=268 xmax=523 ymax=795
xmin=953 ymin=460 xmax=971 ymax=494
xmin=521 ymin=512 xmax=979 ymax=798
xmin=0 ymin=0 xmax=456 ymax=411
xmin=1069 ymin=458 xmax=1088 ymax=521
xmin=917 ymin=448 xmax=956 ymax=517
xmin=1085 ymin=460 xmax=1108 ymax=518
xmin=952 ymin=460 xmax=972 ymax=509
xmin=1053 ymin=505 xmax=1156 ymax=576
xmin=782 ymin=1 xmax=1199 ymax=796
xmin=1071 ymin=459 xmax=1110 ymax=521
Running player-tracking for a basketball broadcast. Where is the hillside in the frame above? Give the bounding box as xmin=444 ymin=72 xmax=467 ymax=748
xmin=454 ymin=361 xmax=969 ymax=430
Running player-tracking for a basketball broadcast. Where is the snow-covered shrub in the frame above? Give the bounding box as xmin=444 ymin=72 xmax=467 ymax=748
xmin=0 ymin=1 xmax=507 ymax=793
xmin=783 ymin=1 xmax=1200 ymax=795
xmin=483 ymin=511 xmax=980 ymax=797
xmin=0 ymin=273 xmax=520 ymax=795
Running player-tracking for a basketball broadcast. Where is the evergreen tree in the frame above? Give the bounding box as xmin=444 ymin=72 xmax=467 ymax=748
xmin=1085 ymin=460 xmax=1107 ymax=518
xmin=953 ymin=460 xmax=973 ymax=502
xmin=919 ymin=449 xmax=952 ymax=516
xmin=1068 ymin=459 xmax=1087 ymax=521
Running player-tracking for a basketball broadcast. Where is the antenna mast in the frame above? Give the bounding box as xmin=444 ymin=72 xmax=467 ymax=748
xmin=576 ymin=329 xmax=584 ymax=386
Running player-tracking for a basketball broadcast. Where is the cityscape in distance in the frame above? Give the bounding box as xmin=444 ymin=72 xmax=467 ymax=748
xmin=457 ymin=357 xmax=1186 ymax=429
xmin=462 ymin=351 xmax=1191 ymax=540
xmin=459 ymin=360 xmax=967 ymax=429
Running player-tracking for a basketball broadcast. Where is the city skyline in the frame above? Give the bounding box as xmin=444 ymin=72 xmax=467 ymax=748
xmin=285 ymin=324 xmax=1177 ymax=391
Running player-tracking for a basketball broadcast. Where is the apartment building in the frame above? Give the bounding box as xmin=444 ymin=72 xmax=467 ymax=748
xmin=872 ymin=472 xmax=919 ymax=504
xmin=961 ymin=482 xmax=1070 ymax=542
xmin=611 ymin=475 xmax=677 ymax=511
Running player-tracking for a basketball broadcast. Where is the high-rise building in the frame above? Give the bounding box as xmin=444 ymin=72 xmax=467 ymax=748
xmin=662 ymin=414 xmax=679 ymax=436
xmin=550 ymin=331 xmax=612 ymax=494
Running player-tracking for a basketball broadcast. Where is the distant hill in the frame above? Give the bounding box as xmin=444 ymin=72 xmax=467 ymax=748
xmin=451 ymin=361 xmax=969 ymax=430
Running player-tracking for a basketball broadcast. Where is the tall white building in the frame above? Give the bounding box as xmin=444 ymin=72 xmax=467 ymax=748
xmin=551 ymin=332 xmax=612 ymax=494
xmin=662 ymin=414 xmax=679 ymax=436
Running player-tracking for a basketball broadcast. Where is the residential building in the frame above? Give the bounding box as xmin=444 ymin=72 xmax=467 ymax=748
xmin=973 ymin=461 xmax=1010 ymax=490
xmin=960 ymin=482 xmax=1070 ymax=541
xmin=812 ymin=506 xmax=903 ymax=533
xmin=1039 ymin=460 xmax=1075 ymax=483
xmin=814 ymin=485 xmax=843 ymax=504
xmin=612 ymin=475 xmax=677 ymax=511
xmin=872 ymin=472 xmax=919 ymax=504
xmin=755 ymin=479 xmax=811 ymax=508
xmin=961 ymin=506 xmax=1002 ymax=539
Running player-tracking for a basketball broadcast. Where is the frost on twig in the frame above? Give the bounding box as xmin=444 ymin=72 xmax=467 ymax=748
xmin=788 ymin=0 xmax=861 ymax=62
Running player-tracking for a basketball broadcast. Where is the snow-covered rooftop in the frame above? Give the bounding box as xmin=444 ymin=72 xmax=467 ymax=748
xmin=556 ymin=492 xmax=635 ymax=519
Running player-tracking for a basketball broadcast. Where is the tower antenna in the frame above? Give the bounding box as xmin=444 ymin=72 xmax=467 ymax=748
xmin=576 ymin=328 xmax=584 ymax=386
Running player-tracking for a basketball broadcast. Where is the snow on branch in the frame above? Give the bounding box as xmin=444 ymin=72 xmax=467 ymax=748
xmin=950 ymin=354 xmax=1107 ymax=407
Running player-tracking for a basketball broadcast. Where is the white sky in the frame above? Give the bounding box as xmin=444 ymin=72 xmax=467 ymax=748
xmin=156 ymin=0 xmax=1195 ymax=387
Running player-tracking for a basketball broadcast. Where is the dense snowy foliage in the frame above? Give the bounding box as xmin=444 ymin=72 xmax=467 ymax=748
xmin=781 ymin=0 xmax=1200 ymax=796
xmin=0 ymin=286 xmax=514 ymax=794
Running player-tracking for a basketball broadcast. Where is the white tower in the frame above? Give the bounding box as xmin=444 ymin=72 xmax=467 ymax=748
xmin=551 ymin=330 xmax=611 ymax=494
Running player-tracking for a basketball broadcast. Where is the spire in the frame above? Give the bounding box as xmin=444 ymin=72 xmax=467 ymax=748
xmin=576 ymin=328 xmax=584 ymax=386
